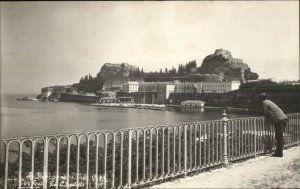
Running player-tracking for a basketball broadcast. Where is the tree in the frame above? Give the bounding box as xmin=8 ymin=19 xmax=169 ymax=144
xmin=121 ymin=63 xmax=125 ymax=71
xmin=141 ymin=68 xmax=144 ymax=76
xmin=169 ymin=67 xmax=176 ymax=76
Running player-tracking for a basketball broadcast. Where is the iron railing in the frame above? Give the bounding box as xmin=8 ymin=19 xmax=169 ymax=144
xmin=1 ymin=112 xmax=300 ymax=189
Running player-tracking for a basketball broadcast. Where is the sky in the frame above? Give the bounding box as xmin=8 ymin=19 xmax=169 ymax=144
xmin=1 ymin=1 xmax=299 ymax=94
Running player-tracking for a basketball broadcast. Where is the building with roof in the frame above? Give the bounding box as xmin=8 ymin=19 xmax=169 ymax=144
xmin=194 ymin=81 xmax=241 ymax=93
xmin=157 ymin=83 xmax=175 ymax=103
xmin=102 ymin=78 xmax=130 ymax=91
xmin=119 ymin=97 xmax=135 ymax=103
xmin=174 ymin=83 xmax=195 ymax=93
xmin=99 ymin=97 xmax=120 ymax=104
xmin=122 ymin=81 xmax=140 ymax=93
xmin=181 ymin=100 xmax=206 ymax=107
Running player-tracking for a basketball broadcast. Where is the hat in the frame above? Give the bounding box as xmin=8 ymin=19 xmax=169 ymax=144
xmin=258 ymin=93 xmax=268 ymax=99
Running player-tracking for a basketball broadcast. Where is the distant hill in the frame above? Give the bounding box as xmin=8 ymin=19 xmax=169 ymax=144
xmin=96 ymin=63 xmax=136 ymax=79
xmin=198 ymin=49 xmax=258 ymax=81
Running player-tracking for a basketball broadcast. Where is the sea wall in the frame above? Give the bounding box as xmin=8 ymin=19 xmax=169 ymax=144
xmin=60 ymin=94 xmax=99 ymax=103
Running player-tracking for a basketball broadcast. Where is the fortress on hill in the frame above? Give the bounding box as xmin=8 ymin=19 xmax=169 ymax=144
xmin=214 ymin=49 xmax=248 ymax=69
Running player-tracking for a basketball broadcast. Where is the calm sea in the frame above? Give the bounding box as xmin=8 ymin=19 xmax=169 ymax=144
xmin=1 ymin=93 xmax=251 ymax=139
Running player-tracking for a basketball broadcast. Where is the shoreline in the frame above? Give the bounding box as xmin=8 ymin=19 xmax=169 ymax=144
xmin=13 ymin=95 xmax=258 ymax=114
xmin=90 ymin=102 xmax=255 ymax=113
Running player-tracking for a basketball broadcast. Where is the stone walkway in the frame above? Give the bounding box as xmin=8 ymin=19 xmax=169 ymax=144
xmin=150 ymin=146 xmax=300 ymax=188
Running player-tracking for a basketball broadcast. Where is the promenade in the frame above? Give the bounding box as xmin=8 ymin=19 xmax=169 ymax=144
xmin=151 ymin=146 xmax=300 ymax=188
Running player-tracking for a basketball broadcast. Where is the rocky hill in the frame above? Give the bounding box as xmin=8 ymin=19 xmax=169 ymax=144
xmin=96 ymin=63 xmax=136 ymax=79
xmin=198 ymin=49 xmax=258 ymax=81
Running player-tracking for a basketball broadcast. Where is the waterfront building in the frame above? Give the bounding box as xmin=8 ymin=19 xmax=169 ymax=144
xmin=52 ymin=85 xmax=69 ymax=94
xmin=85 ymin=93 xmax=97 ymax=96
xmin=137 ymin=82 xmax=175 ymax=104
xmin=102 ymin=78 xmax=130 ymax=91
xmin=97 ymin=90 xmax=117 ymax=98
xmin=157 ymin=83 xmax=175 ymax=103
xmin=194 ymin=81 xmax=241 ymax=93
xmin=119 ymin=96 xmax=135 ymax=103
xmin=122 ymin=81 xmax=140 ymax=93
xmin=99 ymin=97 xmax=120 ymax=103
xmin=138 ymin=82 xmax=159 ymax=104
xmin=139 ymin=82 xmax=158 ymax=92
xmin=181 ymin=100 xmax=205 ymax=107
xmin=41 ymin=85 xmax=76 ymax=98
xmin=174 ymin=83 xmax=195 ymax=93
xmin=60 ymin=93 xmax=98 ymax=103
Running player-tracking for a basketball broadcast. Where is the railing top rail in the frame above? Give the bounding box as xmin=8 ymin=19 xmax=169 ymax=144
xmin=0 ymin=119 xmax=219 ymax=141
xmin=1 ymin=113 xmax=299 ymax=141
xmin=287 ymin=112 xmax=300 ymax=115
xmin=228 ymin=116 xmax=264 ymax=121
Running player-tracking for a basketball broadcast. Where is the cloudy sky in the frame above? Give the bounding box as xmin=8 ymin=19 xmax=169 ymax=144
xmin=1 ymin=1 xmax=299 ymax=94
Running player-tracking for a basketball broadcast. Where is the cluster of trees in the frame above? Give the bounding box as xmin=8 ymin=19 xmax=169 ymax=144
xmin=149 ymin=60 xmax=198 ymax=77
xmin=80 ymin=73 xmax=94 ymax=81
xmin=126 ymin=60 xmax=198 ymax=79
xmin=128 ymin=67 xmax=144 ymax=78
xmin=74 ymin=78 xmax=104 ymax=93
xmin=132 ymin=60 xmax=199 ymax=82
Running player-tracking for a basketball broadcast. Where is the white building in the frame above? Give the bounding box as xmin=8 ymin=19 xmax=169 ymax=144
xmin=181 ymin=100 xmax=205 ymax=107
xmin=122 ymin=81 xmax=140 ymax=93
xmin=194 ymin=81 xmax=241 ymax=93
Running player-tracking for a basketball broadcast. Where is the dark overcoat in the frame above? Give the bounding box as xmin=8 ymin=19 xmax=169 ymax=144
xmin=262 ymin=99 xmax=287 ymax=124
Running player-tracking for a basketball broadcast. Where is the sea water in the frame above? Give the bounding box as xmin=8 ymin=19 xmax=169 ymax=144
xmin=1 ymin=93 xmax=251 ymax=138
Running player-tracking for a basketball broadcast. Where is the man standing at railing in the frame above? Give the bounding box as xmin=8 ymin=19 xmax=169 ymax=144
xmin=258 ymin=93 xmax=288 ymax=157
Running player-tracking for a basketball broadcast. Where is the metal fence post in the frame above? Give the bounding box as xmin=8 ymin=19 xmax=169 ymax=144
xmin=127 ymin=129 xmax=132 ymax=188
xmin=184 ymin=126 xmax=187 ymax=176
xmin=222 ymin=110 xmax=229 ymax=165
xmin=18 ymin=141 xmax=23 ymax=189
xmin=4 ymin=143 xmax=9 ymax=189
xmin=254 ymin=119 xmax=257 ymax=157
xmin=66 ymin=137 xmax=70 ymax=189
xmin=43 ymin=137 xmax=49 ymax=189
